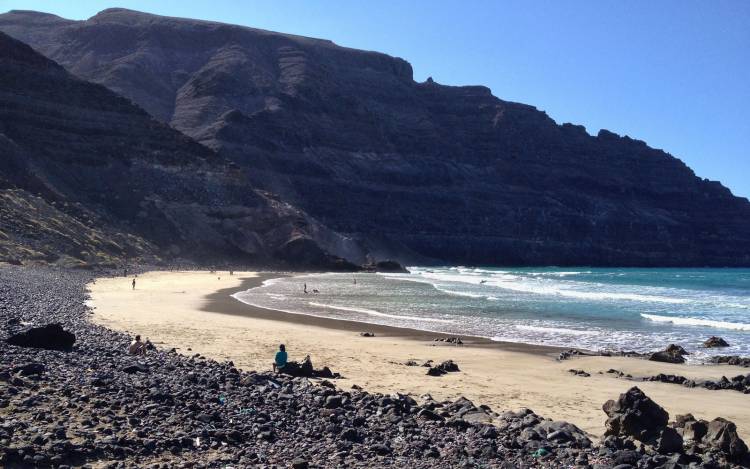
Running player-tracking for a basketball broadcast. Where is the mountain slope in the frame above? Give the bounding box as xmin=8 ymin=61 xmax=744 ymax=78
xmin=2 ymin=9 xmax=749 ymax=266
xmin=0 ymin=30 xmax=360 ymax=268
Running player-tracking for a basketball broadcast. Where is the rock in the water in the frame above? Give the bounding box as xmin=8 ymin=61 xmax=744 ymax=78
xmin=649 ymin=344 xmax=689 ymax=364
xmin=709 ymin=355 xmax=750 ymax=367
xmin=603 ymin=386 xmax=669 ymax=442
xmin=704 ymin=336 xmax=730 ymax=348
xmin=6 ymin=323 xmax=75 ymax=350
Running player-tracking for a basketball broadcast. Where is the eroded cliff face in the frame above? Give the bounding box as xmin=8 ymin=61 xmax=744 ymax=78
xmin=0 ymin=31 xmax=361 ymax=268
xmin=2 ymin=9 xmax=749 ymax=266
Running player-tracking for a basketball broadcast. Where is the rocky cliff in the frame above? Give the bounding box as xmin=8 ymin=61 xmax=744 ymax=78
xmin=2 ymin=9 xmax=750 ymax=266
xmin=0 ymin=30 xmax=360 ymax=268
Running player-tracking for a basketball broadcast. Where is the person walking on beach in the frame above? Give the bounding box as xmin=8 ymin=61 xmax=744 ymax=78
xmin=273 ymin=344 xmax=288 ymax=373
xmin=132 ymin=278 xmax=136 ymax=290
xmin=304 ymin=283 xmax=308 ymax=294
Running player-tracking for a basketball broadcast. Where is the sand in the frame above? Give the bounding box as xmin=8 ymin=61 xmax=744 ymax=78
xmin=87 ymin=270 xmax=750 ymax=440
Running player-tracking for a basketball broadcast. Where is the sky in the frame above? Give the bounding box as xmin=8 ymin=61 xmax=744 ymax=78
xmin=4 ymin=0 xmax=750 ymax=197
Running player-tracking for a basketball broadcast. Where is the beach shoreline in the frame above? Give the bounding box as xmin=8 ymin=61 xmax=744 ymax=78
xmin=203 ymin=272 xmax=567 ymax=356
xmin=88 ymin=270 xmax=750 ymax=440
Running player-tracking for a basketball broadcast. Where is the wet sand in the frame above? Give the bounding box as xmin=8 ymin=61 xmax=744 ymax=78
xmin=88 ymin=270 xmax=750 ymax=439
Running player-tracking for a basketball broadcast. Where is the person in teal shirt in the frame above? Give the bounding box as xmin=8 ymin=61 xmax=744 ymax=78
xmin=273 ymin=344 xmax=288 ymax=373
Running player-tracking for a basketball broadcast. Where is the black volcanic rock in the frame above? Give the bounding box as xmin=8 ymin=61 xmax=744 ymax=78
xmin=704 ymin=336 xmax=730 ymax=348
xmin=6 ymin=323 xmax=75 ymax=350
xmin=603 ymin=386 xmax=669 ymax=442
xmin=2 ymin=9 xmax=750 ymax=266
xmin=649 ymin=344 xmax=689 ymax=364
xmin=0 ymin=30 xmax=359 ymax=266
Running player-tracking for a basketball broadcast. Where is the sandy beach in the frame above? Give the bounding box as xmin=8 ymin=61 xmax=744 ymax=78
xmin=88 ymin=270 xmax=750 ymax=440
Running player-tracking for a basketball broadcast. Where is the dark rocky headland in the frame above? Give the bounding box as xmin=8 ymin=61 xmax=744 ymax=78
xmin=1 ymin=8 xmax=750 ymax=267
xmin=3 ymin=265 xmax=750 ymax=468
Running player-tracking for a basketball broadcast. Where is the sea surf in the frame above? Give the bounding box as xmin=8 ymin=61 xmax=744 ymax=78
xmin=233 ymin=267 xmax=750 ymax=361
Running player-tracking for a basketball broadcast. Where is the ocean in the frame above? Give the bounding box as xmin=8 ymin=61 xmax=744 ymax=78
xmin=233 ymin=267 xmax=750 ymax=362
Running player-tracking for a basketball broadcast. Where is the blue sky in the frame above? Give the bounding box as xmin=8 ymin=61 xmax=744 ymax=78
xmin=5 ymin=0 xmax=749 ymax=197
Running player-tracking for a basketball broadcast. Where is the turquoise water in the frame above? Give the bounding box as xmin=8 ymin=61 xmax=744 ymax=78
xmin=233 ymin=267 xmax=750 ymax=362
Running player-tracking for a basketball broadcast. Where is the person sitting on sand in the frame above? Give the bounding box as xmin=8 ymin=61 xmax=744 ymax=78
xmin=129 ymin=335 xmax=147 ymax=356
xmin=273 ymin=344 xmax=288 ymax=373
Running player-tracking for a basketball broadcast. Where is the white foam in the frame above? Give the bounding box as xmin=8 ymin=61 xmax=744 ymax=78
xmin=528 ymin=271 xmax=592 ymax=277
xmin=308 ymin=302 xmax=453 ymax=323
xmin=415 ymin=271 xmax=689 ymax=304
xmin=514 ymin=325 xmax=597 ymax=336
xmin=641 ymin=313 xmax=750 ymax=331
xmin=436 ymin=288 xmax=484 ymax=299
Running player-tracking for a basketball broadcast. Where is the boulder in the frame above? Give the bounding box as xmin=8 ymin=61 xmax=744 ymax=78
xmin=324 ymin=396 xmax=342 ymax=409
xmin=122 ymin=364 xmax=149 ymax=374
xmin=704 ymin=336 xmax=730 ymax=348
xmin=460 ymin=410 xmax=493 ymax=424
xmin=656 ymin=427 xmax=683 ymax=454
xmin=12 ymin=363 xmax=45 ymax=376
xmin=280 ymin=355 xmax=340 ymax=378
xmin=603 ymin=387 xmax=669 ymax=442
xmin=426 ymin=366 xmax=446 ymax=377
xmin=426 ymin=360 xmax=460 ymax=376
xmin=437 ymin=360 xmax=460 ymax=372
xmin=674 ymin=414 xmax=709 ymax=443
xmin=665 ymin=344 xmax=689 ymax=355
xmin=704 ymin=418 xmax=748 ymax=461
xmin=478 ymin=425 xmax=498 ymax=439
xmin=683 ymin=419 xmax=708 ymax=442
xmin=291 ymin=458 xmax=309 ymax=469
xmin=416 ymin=408 xmax=444 ymax=421
xmin=535 ymin=420 xmax=592 ymax=448
xmin=6 ymin=323 xmax=75 ymax=350
xmin=649 ymin=344 xmax=689 ymax=364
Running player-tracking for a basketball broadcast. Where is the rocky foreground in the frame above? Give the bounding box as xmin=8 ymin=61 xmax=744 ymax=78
xmin=2 ymin=266 xmax=749 ymax=468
